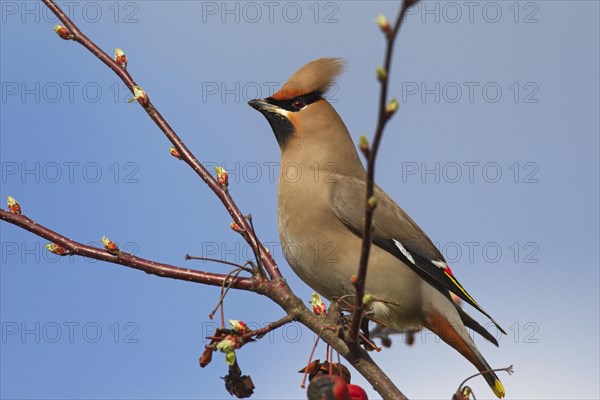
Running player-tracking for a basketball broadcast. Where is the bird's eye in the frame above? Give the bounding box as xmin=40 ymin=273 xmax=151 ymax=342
xmin=292 ymin=97 xmax=306 ymax=110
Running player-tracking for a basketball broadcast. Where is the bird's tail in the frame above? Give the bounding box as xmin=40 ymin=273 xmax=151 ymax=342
xmin=425 ymin=309 xmax=505 ymax=398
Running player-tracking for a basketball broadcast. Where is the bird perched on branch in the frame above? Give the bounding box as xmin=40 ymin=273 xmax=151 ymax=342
xmin=249 ymin=58 xmax=506 ymax=398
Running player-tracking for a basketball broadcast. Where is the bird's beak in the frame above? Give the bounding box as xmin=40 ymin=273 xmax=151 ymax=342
xmin=248 ymin=98 xmax=276 ymax=113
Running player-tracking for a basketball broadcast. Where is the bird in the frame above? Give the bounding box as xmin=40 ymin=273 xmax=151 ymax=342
xmin=248 ymin=58 xmax=506 ymax=398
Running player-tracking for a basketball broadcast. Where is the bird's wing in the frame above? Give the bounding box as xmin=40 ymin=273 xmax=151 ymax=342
xmin=331 ymin=175 xmax=506 ymax=334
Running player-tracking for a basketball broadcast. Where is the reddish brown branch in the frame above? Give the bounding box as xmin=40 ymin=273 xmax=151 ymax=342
xmin=0 ymin=209 xmax=256 ymax=291
xmin=40 ymin=0 xmax=281 ymax=282
xmin=240 ymin=315 xmax=295 ymax=342
xmin=1 ymin=207 xmax=406 ymax=398
xmin=350 ymin=0 xmax=419 ymax=340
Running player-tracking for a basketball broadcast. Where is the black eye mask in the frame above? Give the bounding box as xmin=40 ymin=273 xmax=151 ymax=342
xmin=266 ymin=91 xmax=323 ymax=112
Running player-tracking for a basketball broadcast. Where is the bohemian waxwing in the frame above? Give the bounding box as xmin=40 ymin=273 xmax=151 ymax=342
xmin=249 ymin=58 xmax=506 ymax=398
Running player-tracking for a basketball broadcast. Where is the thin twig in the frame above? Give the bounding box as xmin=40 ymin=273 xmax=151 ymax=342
xmin=208 ymin=268 xmax=244 ymax=323
xmin=350 ymin=0 xmax=419 ymax=341
xmin=300 ymin=334 xmax=321 ymax=388
xmin=185 ymin=255 xmax=254 ymax=274
xmin=245 ymin=214 xmax=266 ymax=277
xmin=240 ymin=315 xmax=294 ymax=342
xmin=358 ymin=332 xmax=381 ymax=352
xmin=457 ymin=365 xmax=514 ymax=393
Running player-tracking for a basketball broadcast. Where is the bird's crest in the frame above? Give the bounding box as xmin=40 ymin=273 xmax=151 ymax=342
xmin=271 ymin=58 xmax=346 ymax=100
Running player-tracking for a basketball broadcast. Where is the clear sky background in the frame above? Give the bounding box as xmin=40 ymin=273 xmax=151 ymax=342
xmin=1 ymin=1 xmax=598 ymax=399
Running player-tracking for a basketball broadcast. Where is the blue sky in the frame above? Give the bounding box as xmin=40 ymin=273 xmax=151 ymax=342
xmin=1 ymin=1 xmax=599 ymax=399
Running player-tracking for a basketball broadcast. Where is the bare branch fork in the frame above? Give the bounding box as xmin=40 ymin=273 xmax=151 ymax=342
xmin=0 ymin=0 xmax=420 ymax=398
xmin=350 ymin=0 xmax=418 ymax=340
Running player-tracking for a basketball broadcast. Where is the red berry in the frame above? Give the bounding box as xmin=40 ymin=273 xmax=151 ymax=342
xmin=347 ymin=384 xmax=368 ymax=400
xmin=307 ymin=375 xmax=350 ymax=400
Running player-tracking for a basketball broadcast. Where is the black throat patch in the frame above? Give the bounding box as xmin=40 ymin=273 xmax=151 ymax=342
xmin=261 ymin=91 xmax=323 ymax=148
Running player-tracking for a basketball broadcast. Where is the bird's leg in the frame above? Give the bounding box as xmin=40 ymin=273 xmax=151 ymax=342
xmin=359 ymin=319 xmax=380 ymax=351
xmin=360 ymin=318 xmax=370 ymax=340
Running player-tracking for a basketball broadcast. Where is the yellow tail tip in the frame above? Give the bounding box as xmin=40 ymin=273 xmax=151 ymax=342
xmin=493 ymin=379 xmax=505 ymax=398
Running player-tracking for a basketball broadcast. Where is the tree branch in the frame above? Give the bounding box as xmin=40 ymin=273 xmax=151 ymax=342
xmin=40 ymin=0 xmax=282 ymax=283
xmin=351 ymin=0 xmax=419 ymax=340
xmin=264 ymin=287 xmax=407 ymax=399
xmin=240 ymin=315 xmax=295 ymax=342
xmin=1 ymin=1 xmax=419 ymax=398
xmin=0 ymin=209 xmax=257 ymax=291
xmin=2 ymin=206 xmax=407 ymax=399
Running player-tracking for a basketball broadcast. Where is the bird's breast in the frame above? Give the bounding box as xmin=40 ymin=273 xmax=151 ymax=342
xmin=276 ymin=167 xmax=425 ymax=326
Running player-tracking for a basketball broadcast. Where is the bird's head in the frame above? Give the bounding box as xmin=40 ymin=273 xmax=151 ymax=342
xmin=249 ymin=58 xmax=358 ymax=165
